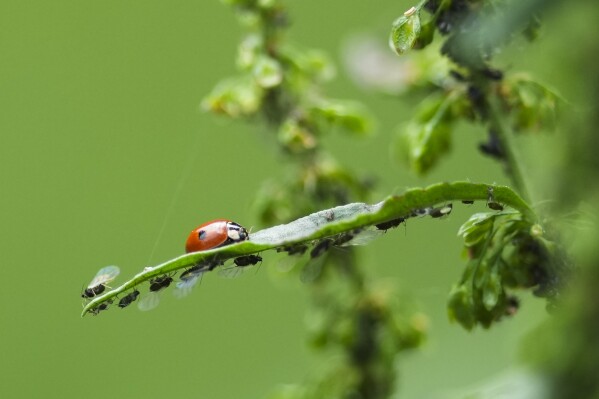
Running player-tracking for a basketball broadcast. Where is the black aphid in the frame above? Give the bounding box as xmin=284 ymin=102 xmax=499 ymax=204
xmin=310 ymin=239 xmax=332 ymax=258
xmin=375 ymin=217 xmax=405 ymax=231
xmin=234 ymin=255 xmax=263 ymax=267
xmin=149 ymin=275 xmax=173 ymax=292
xmin=430 ymin=204 xmax=453 ymax=218
xmin=118 ymin=290 xmax=140 ymax=309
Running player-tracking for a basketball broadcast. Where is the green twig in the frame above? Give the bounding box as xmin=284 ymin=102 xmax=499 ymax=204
xmin=488 ymin=96 xmax=532 ymax=203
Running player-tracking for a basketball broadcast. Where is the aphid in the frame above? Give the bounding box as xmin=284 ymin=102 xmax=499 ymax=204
xmin=339 ymin=229 xmax=383 ymax=246
xmin=486 ymin=186 xmax=504 ymax=211
xmin=332 ymin=232 xmax=355 ymax=246
xmin=89 ymin=300 xmax=113 ymax=316
xmin=138 ymin=274 xmax=175 ymax=311
xmin=185 ymin=219 xmax=249 ymax=253
xmin=479 ymin=130 xmax=504 ymax=160
xmin=481 ymin=67 xmax=504 ymax=81
xmin=310 ymin=239 xmax=332 ymax=259
xmin=279 ymin=244 xmax=308 ymax=256
xmin=487 ymin=202 xmax=504 ymax=211
xmin=174 ymin=266 xmax=205 ymax=299
xmin=81 ymin=265 xmax=120 ymax=299
xmin=430 ymin=204 xmax=453 ymax=218
xmin=219 ymin=255 xmax=263 ymax=279
xmin=375 ymin=217 xmax=405 ymax=231
xmin=180 ymin=265 xmax=206 ymax=281
xmin=149 ymin=275 xmax=174 ymax=292
xmin=234 ymin=255 xmax=263 ymax=267
xmin=462 ymin=200 xmax=475 ymax=205
xmin=411 ymin=208 xmax=429 ymax=217
xmin=118 ymin=290 xmax=140 ymax=309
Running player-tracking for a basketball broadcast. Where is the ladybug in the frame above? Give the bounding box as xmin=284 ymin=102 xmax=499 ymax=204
xmin=185 ymin=219 xmax=249 ymax=253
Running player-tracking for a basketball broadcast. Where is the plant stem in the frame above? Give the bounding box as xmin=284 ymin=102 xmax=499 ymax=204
xmin=487 ymin=96 xmax=532 ymax=204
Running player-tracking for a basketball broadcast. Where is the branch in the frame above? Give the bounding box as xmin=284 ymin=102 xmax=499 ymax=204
xmin=81 ymin=181 xmax=534 ymax=316
xmin=487 ymin=97 xmax=532 ymax=203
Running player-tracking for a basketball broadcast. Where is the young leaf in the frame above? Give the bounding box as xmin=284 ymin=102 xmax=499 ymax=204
xmin=389 ymin=7 xmax=422 ymax=56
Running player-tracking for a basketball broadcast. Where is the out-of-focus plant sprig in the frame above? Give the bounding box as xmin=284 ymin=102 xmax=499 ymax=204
xmin=204 ymin=0 xmax=373 ymax=149
xmin=387 ymin=0 xmax=561 ymax=192
xmin=383 ymin=0 xmax=573 ymax=330
xmin=450 ymin=209 xmax=571 ymax=330
xmin=204 ymin=1 xmax=421 ymax=398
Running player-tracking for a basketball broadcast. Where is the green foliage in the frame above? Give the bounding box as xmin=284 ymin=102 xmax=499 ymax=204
xmin=387 ymin=0 xmax=562 ymax=187
xmin=395 ymin=91 xmax=465 ymax=174
xmin=389 ymin=7 xmax=421 ymax=55
xmin=203 ymin=0 xmax=374 ymax=153
xmin=498 ymin=74 xmax=561 ymax=132
xmin=449 ymin=210 xmax=571 ymax=329
xmin=79 ymin=0 xmax=581 ymax=396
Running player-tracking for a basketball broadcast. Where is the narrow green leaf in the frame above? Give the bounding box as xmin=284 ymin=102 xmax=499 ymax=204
xmin=82 ymin=182 xmax=535 ymax=316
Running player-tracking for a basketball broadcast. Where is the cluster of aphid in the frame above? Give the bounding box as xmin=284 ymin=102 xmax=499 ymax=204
xmin=82 ymin=192 xmax=506 ymax=315
xmin=82 ymin=220 xmax=261 ymax=316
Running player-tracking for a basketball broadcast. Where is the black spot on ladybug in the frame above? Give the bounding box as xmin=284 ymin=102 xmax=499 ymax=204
xmin=198 ymin=230 xmax=207 ymax=240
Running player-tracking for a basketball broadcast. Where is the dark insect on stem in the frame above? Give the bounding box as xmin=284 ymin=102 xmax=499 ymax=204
xmin=430 ymin=203 xmax=453 ymax=218
xmin=118 ymin=290 xmax=140 ymax=309
xmin=411 ymin=208 xmax=429 ymax=217
xmin=467 ymin=85 xmax=488 ymax=116
xmin=375 ymin=218 xmax=405 ymax=231
xmin=81 ymin=266 xmax=120 ymax=299
xmin=234 ymin=255 xmax=263 ymax=267
xmin=487 ymin=201 xmax=504 ymax=211
xmin=486 ymin=186 xmax=504 ymax=211
xmin=149 ymin=275 xmax=174 ymax=292
xmin=82 ymin=285 xmax=105 ymax=299
xmin=479 ymin=129 xmax=505 ymax=160
xmin=310 ymin=239 xmax=332 ymax=258
xmin=180 ymin=265 xmax=205 ymax=281
xmin=480 ymin=67 xmax=503 ymax=81
xmin=280 ymin=244 xmax=308 ymax=256
xmin=90 ymin=300 xmax=113 ymax=315
xmin=332 ymin=232 xmax=355 ymax=246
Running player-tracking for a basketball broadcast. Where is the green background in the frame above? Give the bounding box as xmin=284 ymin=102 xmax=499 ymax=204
xmin=0 ymin=1 xmax=593 ymax=398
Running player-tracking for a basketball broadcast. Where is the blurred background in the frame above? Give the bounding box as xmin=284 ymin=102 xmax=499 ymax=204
xmin=0 ymin=1 xmax=596 ymax=398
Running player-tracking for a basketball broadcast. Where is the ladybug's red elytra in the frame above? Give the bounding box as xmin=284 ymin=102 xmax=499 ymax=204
xmin=185 ymin=219 xmax=249 ymax=253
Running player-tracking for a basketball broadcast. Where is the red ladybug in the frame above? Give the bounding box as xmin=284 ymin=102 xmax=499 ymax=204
xmin=185 ymin=219 xmax=249 ymax=253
